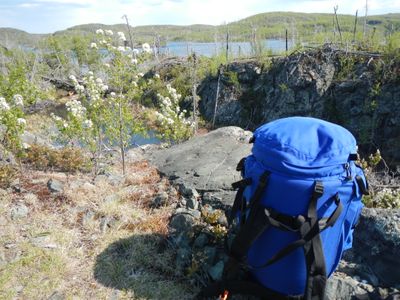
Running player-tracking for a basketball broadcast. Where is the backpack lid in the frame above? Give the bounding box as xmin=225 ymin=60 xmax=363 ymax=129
xmin=252 ymin=117 xmax=357 ymax=175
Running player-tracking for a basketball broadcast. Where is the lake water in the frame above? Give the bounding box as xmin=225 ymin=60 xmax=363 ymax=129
xmin=159 ymin=39 xmax=293 ymax=57
xmin=130 ymin=130 xmax=160 ymax=147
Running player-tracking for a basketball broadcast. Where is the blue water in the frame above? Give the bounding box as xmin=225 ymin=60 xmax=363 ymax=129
xmin=130 ymin=130 xmax=160 ymax=147
xmin=160 ymin=39 xmax=293 ymax=57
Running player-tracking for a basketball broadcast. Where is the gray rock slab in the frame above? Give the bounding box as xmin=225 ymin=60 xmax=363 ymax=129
xmin=353 ymin=208 xmax=400 ymax=287
xmin=146 ymin=127 xmax=252 ymax=206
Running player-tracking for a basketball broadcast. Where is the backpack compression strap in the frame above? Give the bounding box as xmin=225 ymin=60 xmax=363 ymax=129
xmin=210 ymin=180 xmax=343 ymax=300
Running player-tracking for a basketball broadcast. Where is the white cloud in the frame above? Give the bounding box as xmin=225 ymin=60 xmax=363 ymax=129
xmin=32 ymin=0 xmax=96 ymax=4
xmin=1 ymin=0 xmax=399 ymax=33
xmin=18 ymin=3 xmax=41 ymax=8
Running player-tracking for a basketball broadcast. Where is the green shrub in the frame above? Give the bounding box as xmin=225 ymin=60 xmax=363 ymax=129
xmin=23 ymin=144 xmax=90 ymax=172
xmin=0 ymin=164 xmax=18 ymax=188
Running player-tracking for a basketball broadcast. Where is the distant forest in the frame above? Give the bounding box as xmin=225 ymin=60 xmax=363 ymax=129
xmin=0 ymin=12 xmax=399 ymax=49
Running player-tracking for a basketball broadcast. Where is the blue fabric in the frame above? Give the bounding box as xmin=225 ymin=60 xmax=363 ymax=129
xmin=241 ymin=117 xmax=365 ymax=295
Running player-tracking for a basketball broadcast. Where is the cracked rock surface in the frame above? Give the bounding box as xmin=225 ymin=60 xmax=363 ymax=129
xmin=145 ymin=127 xmax=252 ymax=206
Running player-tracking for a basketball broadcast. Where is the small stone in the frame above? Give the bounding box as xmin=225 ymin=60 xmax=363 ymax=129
xmin=4 ymin=242 xmax=16 ymax=249
xmin=11 ymin=178 xmax=22 ymax=193
xmin=99 ymin=216 xmax=116 ymax=233
xmin=69 ymin=180 xmax=82 ymax=190
xmin=152 ymin=192 xmax=169 ymax=208
xmin=30 ymin=235 xmax=58 ymax=249
xmin=217 ymin=213 xmax=228 ymax=227
xmin=193 ymin=233 xmax=209 ymax=248
xmin=378 ymin=288 xmax=389 ymax=298
xmin=47 ymin=179 xmax=64 ymax=193
xmin=178 ymin=184 xmax=200 ymax=198
xmin=10 ymin=203 xmax=29 ymax=220
xmin=179 ymin=198 xmax=187 ymax=207
xmin=103 ymin=194 xmax=119 ymax=204
xmin=173 ymin=232 xmax=191 ymax=248
xmin=15 ymin=285 xmax=24 ymax=293
xmin=82 ymin=210 xmax=96 ymax=226
xmin=170 ymin=213 xmax=195 ymax=232
xmin=189 ymin=209 xmax=201 ymax=219
xmin=208 ymin=261 xmax=224 ymax=281
xmin=82 ymin=182 xmax=95 ymax=190
xmin=186 ymin=196 xmax=198 ymax=210
xmin=203 ymin=246 xmax=217 ymax=265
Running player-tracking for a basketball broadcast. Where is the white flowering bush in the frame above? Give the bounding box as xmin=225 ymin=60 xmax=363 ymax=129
xmin=0 ymin=95 xmax=26 ymax=155
xmin=155 ymin=84 xmax=194 ymax=143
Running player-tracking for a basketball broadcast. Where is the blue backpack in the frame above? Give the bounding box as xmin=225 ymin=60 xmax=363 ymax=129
xmin=199 ymin=117 xmax=368 ymax=300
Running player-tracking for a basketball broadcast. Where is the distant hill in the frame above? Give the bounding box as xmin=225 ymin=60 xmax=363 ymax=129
xmin=0 ymin=28 xmax=47 ymax=49
xmin=1 ymin=12 xmax=399 ymax=48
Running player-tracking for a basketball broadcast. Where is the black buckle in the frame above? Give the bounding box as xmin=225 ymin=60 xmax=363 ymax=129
xmin=314 ymin=181 xmax=324 ymax=197
xmin=231 ymin=178 xmax=252 ymax=189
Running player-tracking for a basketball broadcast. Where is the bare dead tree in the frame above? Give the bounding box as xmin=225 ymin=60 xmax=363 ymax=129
xmin=212 ymin=65 xmax=223 ymax=129
xmin=333 ymin=5 xmax=343 ymax=44
xmin=122 ymin=14 xmax=134 ymax=49
xmin=353 ymin=10 xmax=358 ymax=42
xmin=190 ymin=53 xmax=199 ymax=134
xmin=363 ymin=0 xmax=368 ymax=39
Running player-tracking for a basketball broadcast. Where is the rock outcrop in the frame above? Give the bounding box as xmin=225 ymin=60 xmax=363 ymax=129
xmin=197 ymin=46 xmax=400 ymax=168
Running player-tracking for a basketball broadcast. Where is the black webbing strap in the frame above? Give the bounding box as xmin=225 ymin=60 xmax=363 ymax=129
xmin=229 ymin=178 xmax=252 ymax=224
xmin=250 ymin=193 xmax=342 ymax=270
xmin=355 ymin=175 xmax=369 ymax=195
xmin=303 ymin=181 xmax=327 ymax=300
xmin=197 ymin=279 xmax=304 ymax=300
xmin=229 ymin=171 xmax=271 ymax=262
xmin=223 ymin=171 xmax=271 ymax=282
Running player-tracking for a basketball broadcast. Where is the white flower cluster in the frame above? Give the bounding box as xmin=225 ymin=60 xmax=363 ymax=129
xmin=374 ymin=188 xmax=400 ymax=208
xmin=117 ymin=31 xmax=126 ymax=42
xmin=0 ymin=94 xmax=25 ymax=112
xmin=83 ymin=119 xmax=93 ymax=129
xmin=96 ymin=29 xmax=104 ymax=35
xmin=105 ymin=29 xmax=113 ymax=36
xmin=69 ymin=75 xmax=85 ymax=93
xmin=50 ymin=113 xmax=62 ymax=122
xmin=66 ymin=99 xmax=87 ymax=118
xmin=13 ymin=94 xmax=24 ymax=107
xmin=142 ymin=43 xmax=152 ymax=54
xmin=156 ymin=84 xmax=193 ymax=131
xmin=0 ymin=97 xmax=10 ymax=111
xmin=90 ymin=42 xmax=98 ymax=49
xmin=17 ymin=118 xmax=26 ymax=126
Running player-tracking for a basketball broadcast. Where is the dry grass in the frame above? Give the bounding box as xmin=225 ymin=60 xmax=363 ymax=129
xmin=0 ymin=160 xmax=195 ymax=299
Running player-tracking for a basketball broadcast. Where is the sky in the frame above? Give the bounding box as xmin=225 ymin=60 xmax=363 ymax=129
xmin=0 ymin=0 xmax=399 ymax=34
